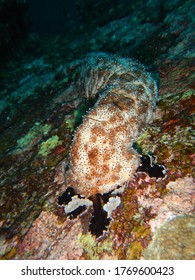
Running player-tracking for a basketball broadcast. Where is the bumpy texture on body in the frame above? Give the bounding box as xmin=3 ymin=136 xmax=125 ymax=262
xmin=66 ymin=53 xmax=158 ymax=197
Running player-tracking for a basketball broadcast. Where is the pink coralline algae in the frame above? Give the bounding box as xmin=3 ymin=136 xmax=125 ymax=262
xmin=138 ymin=176 xmax=195 ymax=233
xmin=65 ymin=52 xmax=158 ymax=198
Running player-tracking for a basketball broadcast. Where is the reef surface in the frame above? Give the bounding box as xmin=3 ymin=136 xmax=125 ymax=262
xmin=0 ymin=0 xmax=194 ymax=260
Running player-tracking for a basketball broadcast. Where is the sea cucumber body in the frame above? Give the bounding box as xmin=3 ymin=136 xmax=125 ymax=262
xmin=66 ymin=53 xmax=158 ymax=197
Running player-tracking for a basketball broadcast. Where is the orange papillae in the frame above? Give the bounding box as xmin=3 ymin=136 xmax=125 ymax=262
xmin=65 ymin=53 xmax=158 ymax=197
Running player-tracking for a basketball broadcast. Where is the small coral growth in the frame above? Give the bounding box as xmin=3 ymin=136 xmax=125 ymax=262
xmin=16 ymin=122 xmax=51 ymax=152
xmin=78 ymin=232 xmax=115 ymax=260
xmin=143 ymin=216 xmax=195 ymax=260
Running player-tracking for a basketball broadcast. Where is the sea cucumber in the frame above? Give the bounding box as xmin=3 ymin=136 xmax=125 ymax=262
xmin=65 ymin=52 xmax=158 ymax=198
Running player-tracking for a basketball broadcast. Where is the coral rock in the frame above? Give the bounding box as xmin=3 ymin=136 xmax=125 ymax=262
xmin=143 ymin=216 xmax=195 ymax=260
xmin=65 ymin=53 xmax=158 ymax=197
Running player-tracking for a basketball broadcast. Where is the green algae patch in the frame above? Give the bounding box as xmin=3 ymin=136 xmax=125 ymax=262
xmin=136 ymin=127 xmax=161 ymax=154
xmin=17 ymin=122 xmax=51 ymax=151
xmin=66 ymin=100 xmax=92 ymax=132
xmin=180 ymin=89 xmax=195 ymax=100
xmin=77 ymin=232 xmax=114 ymax=260
xmin=38 ymin=135 xmax=63 ymax=157
xmin=126 ymin=241 xmax=144 ymax=260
